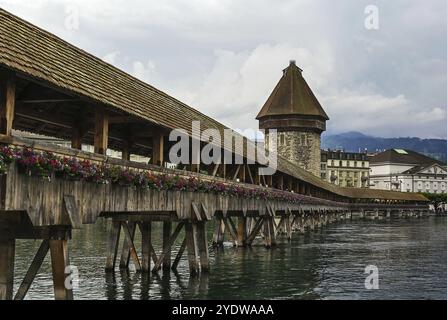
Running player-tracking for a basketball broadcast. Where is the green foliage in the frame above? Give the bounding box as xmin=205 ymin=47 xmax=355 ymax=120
xmin=420 ymin=192 xmax=447 ymax=206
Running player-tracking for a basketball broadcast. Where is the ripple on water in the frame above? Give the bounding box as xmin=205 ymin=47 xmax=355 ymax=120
xmin=12 ymin=216 xmax=447 ymax=300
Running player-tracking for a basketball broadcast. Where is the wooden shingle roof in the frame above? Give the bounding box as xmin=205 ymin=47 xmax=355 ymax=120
xmin=256 ymin=61 xmax=329 ymax=120
xmin=0 ymin=9 xmax=426 ymax=202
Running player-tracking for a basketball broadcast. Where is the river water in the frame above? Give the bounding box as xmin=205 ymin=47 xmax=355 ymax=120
xmin=13 ymin=216 xmax=447 ymax=300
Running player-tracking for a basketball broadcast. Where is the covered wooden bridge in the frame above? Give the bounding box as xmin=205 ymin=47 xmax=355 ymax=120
xmin=0 ymin=9 xmax=428 ymax=300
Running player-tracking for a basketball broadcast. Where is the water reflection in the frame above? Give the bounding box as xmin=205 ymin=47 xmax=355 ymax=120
xmin=12 ymin=217 xmax=447 ymax=300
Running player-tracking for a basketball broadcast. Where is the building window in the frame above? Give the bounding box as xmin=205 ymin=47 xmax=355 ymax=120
xmin=280 ymin=134 xmax=285 ymax=146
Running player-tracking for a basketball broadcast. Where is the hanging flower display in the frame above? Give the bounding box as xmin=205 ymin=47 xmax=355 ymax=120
xmin=0 ymin=146 xmax=328 ymax=205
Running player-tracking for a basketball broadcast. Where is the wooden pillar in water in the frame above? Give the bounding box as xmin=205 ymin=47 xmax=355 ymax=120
xmin=162 ymin=221 xmax=172 ymax=271
xmin=105 ymin=221 xmax=121 ymax=271
xmin=286 ymin=214 xmax=292 ymax=241
xmin=196 ymin=221 xmax=210 ymax=273
xmin=237 ymin=216 xmax=247 ymax=247
xmin=119 ymin=221 xmax=136 ymax=269
xmin=0 ymin=72 xmax=15 ymax=136
xmin=49 ymin=239 xmax=73 ymax=300
xmin=212 ymin=216 xmax=225 ymax=247
xmin=185 ymin=222 xmax=200 ymax=276
xmin=140 ymin=222 xmax=152 ymax=273
xmin=94 ymin=108 xmax=109 ymax=155
xmin=263 ymin=217 xmax=272 ymax=248
xmin=0 ymin=238 xmax=15 ymax=300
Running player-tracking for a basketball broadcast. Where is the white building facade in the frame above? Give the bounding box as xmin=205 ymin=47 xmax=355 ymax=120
xmin=369 ymin=149 xmax=447 ymax=194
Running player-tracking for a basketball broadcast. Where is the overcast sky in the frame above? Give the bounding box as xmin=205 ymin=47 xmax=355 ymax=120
xmin=1 ymin=0 xmax=446 ymax=139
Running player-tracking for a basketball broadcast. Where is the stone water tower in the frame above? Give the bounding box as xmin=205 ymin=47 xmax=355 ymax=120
xmin=256 ymin=61 xmax=329 ymax=177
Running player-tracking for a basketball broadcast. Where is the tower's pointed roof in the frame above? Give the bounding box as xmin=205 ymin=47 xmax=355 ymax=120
xmin=256 ymin=61 xmax=329 ymax=120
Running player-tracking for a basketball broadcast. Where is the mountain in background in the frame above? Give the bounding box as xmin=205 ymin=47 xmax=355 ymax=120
xmin=322 ymin=132 xmax=447 ymax=162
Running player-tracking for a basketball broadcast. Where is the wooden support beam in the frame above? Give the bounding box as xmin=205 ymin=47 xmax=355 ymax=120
xmin=196 ymin=222 xmax=210 ymax=273
xmin=49 ymin=239 xmax=73 ymax=300
xmin=238 ymin=164 xmax=246 ymax=182
xmin=140 ymin=222 xmax=151 ymax=273
xmin=0 ymin=238 xmax=15 ymax=300
xmin=212 ymin=217 xmax=225 ymax=247
xmin=246 ymin=165 xmax=254 ymax=184
xmin=0 ymin=73 xmax=15 ymax=136
xmin=266 ymin=175 xmax=273 ymax=188
xmin=278 ymin=174 xmax=284 ymax=190
xmin=94 ymin=108 xmax=109 ymax=155
xmin=71 ymin=125 xmax=83 ymax=150
xmin=232 ymin=165 xmax=241 ymax=181
xmin=286 ymin=214 xmax=292 ymax=241
xmin=212 ymin=163 xmax=220 ymax=177
xmin=122 ymin=222 xmax=141 ymax=272
xmin=185 ymin=222 xmax=200 ymax=276
xmin=263 ymin=217 xmax=272 ymax=248
xmin=246 ymin=218 xmax=264 ymax=245
xmin=152 ymin=133 xmax=164 ymax=166
xmin=119 ymin=222 xmax=136 ymax=269
xmin=172 ymin=237 xmax=187 ymax=271
xmin=152 ymin=222 xmax=184 ymax=272
xmin=122 ymin=140 xmax=132 ymax=161
xmin=218 ymin=163 xmax=226 ymax=179
xmin=14 ymin=240 xmax=50 ymax=300
xmin=236 ymin=216 xmax=247 ymax=247
xmin=275 ymin=216 xmax=286 ymax=236
xmin=105 ymin=221 xmax=121 ymax=271
xmin=162 ymin=221 xmax=172 ymax=271
xmin=223 ymin=217 xmax=238 ymax=245
xmin=269 ymin=217 xmax=277 ymax=246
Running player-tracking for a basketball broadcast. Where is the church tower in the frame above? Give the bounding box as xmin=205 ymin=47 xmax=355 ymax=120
xmin=257 ymin=61 xmax=329 ymax=177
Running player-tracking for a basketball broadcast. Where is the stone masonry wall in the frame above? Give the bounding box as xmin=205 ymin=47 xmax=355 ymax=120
xmin=271 ymin=131 xmax=321 ymax=177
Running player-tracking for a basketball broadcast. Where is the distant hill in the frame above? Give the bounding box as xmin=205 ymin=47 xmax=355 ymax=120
xmin=322 ymin=132 xmax=447 ymax=162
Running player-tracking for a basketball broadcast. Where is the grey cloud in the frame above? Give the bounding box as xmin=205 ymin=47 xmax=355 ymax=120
xmin=1 ymin=0 xmax=446 ymax=138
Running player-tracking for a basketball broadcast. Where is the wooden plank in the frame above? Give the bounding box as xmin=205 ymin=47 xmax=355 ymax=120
xmin=14 ymin=240 xmax=50 ymax=300
xmin=119 ymin=221 xmax=136 ymax=269
xmin=172 ymin=237 xmax=186 ymax=271
xmin=49 ymin=239 xmax=73 ymax=300
xmin=122 ymin=222 xmax=141 ymax=271
xmin=0 ymin=238 xmax=15 ymax=300
xmin=94 ymin=108 xmax=109 ymax=155
xmin=105 ymin=221 xmax=121 ymax=271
